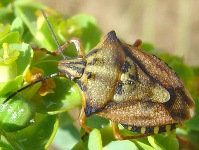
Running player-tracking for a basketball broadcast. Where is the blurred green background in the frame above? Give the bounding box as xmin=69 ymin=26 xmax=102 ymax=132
xmin=40 ymin=0 xmax=199 ymax=66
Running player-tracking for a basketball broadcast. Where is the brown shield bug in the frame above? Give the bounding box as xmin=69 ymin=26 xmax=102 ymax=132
xmin=4 ymin=10 xmax=195 ymax=140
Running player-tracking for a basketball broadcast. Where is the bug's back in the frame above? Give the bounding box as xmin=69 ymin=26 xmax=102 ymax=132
xmin=76 ymin=31 xmax=195 ymax=134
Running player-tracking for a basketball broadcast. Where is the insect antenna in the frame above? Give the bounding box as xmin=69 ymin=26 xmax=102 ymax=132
xmin=41 ymin=9 xmax=67 ymax=60
xmin=3 ymin=10 xmax=67 ymax=104
xmin=3 ymin=72 xmax=60 ymax=104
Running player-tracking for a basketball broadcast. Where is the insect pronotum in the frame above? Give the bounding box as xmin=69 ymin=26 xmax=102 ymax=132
xmin=4 ymin=10 xmax=195 ymax=140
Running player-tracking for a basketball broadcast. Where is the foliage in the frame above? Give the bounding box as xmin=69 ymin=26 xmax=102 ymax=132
xmin=0 ymin=0 xmax=198 ymax=150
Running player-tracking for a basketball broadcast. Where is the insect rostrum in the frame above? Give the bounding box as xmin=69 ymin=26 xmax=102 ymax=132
xmin=58 ymin=31 xmax=195 ymax=139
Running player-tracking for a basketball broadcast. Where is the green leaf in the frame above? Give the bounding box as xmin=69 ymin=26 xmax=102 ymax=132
xmin=88 ymin=129 xmax=102 ymax=150
xmin=71 ymin=14 xmax=101 ymax=52
xmin=14 ymin=43 xmax=33 ymax=76
xmin=0 ymin=62 xmax=18 ymax=83
xmin=3 ymin=114 xmax=59 ymax=150
xmin=35 ymin=14 xmax=60 ymax=51
xmin=148 ymin=133 xmax=179 ymax=150
xmin=11 ymin=17 xmax=24 ymax=38
xmin=0 ymin=24 xmax=11 ymax=39
xmin=20 ymin=81 xmax=41 ymax=101
xmin=0 ymin=43 xmax=33 ymax=96
xmin=31 ymin=59 xmax=59 ymax=76
xmin=30 ymin=77 xmax=82 ymax=114
xmin=0 ymin=139 xmax=15 ymax=150
xmin=28 ymin=55 xmax=81 ymax=113
xmin=58 ymin=19 xmax=82 ymax=42
xmin=0 ymin=75 xmax=23 ymax=96
xmin=13 ymin=1 xmax=60 ymax=51
xmin=52 ymin=113 xmax=80 ymax=150
xmin=0 ymin=8 xmax=15 ymax=24
xmin=0 ymin=32 xmax=20 ymax=45
xmin=74 ymin=128 xmax=103 ymax=150
xmin=0 ymin=0 xmax=14 ymax=6
xmin=141 ymin=42 xmax=155 ymax=53
xmin=104 ymin=140 xmax=139 ymax=150
xmin=14 ymin=1 xmax=44 ymax=36
xmin=0 ymin=95 xmax=35 ymax=132
xmin=0 ymin=42 xmax=33 ymax=78
xmin=0 ymin=43 xmax=20 ymax=65
xmin=135 ymin=140 xmax=154 ymax=150
xmin=86 ymin=115 xmax=109 ymax=129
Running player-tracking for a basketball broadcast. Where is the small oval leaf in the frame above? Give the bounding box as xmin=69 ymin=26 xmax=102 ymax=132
xmin=0 ymin=96 xmax=35 ymax=132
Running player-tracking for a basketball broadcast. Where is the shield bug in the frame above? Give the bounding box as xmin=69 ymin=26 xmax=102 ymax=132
xmin=4 ymin=10 xmax=195 ymax=140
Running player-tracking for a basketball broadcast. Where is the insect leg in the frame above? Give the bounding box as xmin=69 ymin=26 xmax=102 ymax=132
xmin=132 ymin=39 xmax=142 ymax=48
xmin=33 ymin=47 xmax=58 ymax=56
xmin=112 ymin=122 xmax=124 ymax=140
xmin=52 ymin=38 xmax=85 ymax=58
xmin=79 ymin=106 xmax=91 ymax=133
xmin=112 ymin=122 xmax=154 ymax=140
xmin=33 ymin=38 xmax=85 ymax=58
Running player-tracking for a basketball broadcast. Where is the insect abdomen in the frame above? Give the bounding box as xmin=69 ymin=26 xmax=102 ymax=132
xmin=122 ymin=123 xmax=180 ymax=134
